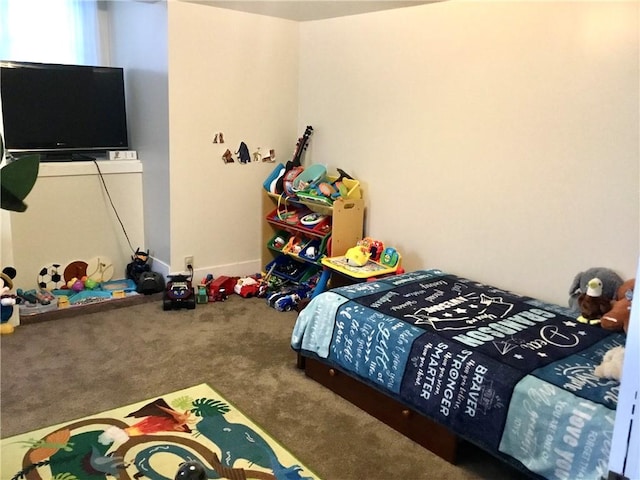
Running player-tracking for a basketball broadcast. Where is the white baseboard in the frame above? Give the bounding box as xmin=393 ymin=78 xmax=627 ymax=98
xmin=151 ymin=257 xmax=261 ymax=282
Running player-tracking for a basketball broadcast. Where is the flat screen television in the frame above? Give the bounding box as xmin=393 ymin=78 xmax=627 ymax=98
xmin=0 ymin=61 xmax=129 ymax=161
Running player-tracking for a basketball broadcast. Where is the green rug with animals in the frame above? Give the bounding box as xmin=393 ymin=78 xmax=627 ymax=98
xmin=1 ymin=383 xmax=319 ymax=480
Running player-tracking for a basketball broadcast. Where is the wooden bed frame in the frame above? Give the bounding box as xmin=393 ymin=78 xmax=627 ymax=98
xmin=296 ymin=353 xmax=460 ymax=464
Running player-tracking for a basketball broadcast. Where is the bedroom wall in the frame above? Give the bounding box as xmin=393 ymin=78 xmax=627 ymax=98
xmin=298 ymin=1 xmax=639 ymax=306
xmin=109 ymin=0 xmax=171 ymax=272
xmin=166 ymin=2 xmax=299 ymax=276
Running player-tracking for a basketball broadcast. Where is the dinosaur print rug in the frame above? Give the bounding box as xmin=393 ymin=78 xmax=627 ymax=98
xmin=1 ymin=383 xmax=319 ymax=480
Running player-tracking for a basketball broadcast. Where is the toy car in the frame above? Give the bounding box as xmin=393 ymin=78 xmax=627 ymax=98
xmin=268 ymin=283 xmax=312 ymax=311
xmin=207 ymin=276 xmax=237 ymax=302
xmin=234 ymin=276 xmax=261 ymax=298
xmin=163 ymin=274 xmax=196 ymax=310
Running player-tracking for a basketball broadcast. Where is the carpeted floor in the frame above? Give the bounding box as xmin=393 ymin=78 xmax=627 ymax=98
xmin=0 ymin=295 xmax=530 ymax=479
xmin=1 ymin=383 xmax=319 ymax=479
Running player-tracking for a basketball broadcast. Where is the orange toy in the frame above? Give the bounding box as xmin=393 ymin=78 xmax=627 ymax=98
xmin=601 ymin=279 xmax=635 ymax=333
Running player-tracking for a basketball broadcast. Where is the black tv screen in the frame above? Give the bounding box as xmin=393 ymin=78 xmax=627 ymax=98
xmin=0 ymin=61 xmax=129 ymax=160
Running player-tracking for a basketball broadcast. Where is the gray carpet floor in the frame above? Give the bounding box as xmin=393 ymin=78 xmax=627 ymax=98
xmin=0 ymin=295 xmax=530 ymax=479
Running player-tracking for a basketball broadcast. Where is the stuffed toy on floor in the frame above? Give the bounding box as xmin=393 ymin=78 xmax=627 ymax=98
xmin=593 ymin=345 xmax=625 ymax=381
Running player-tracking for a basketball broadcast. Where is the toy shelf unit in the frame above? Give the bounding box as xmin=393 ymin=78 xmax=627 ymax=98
xmin=261 ymin=190 xmax=365 ymax=285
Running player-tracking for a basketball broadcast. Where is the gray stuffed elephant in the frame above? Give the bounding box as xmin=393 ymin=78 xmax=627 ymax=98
xmin=568 ymin=267 xmax=623 ymax=312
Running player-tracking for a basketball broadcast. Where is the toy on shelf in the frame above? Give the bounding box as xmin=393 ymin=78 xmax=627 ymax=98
xmin=1 ymin=267 xmax=19 ymax=334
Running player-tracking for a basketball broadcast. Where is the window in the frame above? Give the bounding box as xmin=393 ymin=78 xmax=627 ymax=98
xmin=0 ymin=0 xmax=100 ymax=65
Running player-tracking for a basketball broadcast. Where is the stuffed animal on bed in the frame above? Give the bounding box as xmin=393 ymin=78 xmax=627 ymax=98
xmin=594 ymin=345 xmax=625 ymax=381
xmin=569 ymin=267 xmax=623 ymax=312
xmin=601 ymin=279 xmax=635 ymax=333
xmin=577 ymin=278 xmax=613 ymax=325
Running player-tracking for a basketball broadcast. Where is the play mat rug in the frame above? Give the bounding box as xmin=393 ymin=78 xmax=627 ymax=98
xmin=1 ymin=383 xmax=320 ymax=480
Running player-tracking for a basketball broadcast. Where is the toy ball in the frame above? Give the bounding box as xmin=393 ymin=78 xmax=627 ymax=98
xmin=72 ymin=279 xmax=85 ymax=292
xmin=84 ymin=278 xmax=98 ymax=290
xmin=306 ymin=246 xmax=317 ymax=258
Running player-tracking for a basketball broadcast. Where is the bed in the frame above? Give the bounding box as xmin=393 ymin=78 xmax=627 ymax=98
xmin=291 ymin=269 xmax=624 ymax=479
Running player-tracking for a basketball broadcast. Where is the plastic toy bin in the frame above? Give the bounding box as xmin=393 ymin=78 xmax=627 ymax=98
xmin=266 ymin=255 xmax=311 ymax=283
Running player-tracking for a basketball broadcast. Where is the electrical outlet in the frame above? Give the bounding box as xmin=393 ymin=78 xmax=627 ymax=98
xmin=184 ymin=256 xmax=194 ymax=271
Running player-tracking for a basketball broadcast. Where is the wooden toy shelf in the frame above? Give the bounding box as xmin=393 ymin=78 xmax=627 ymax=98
xmin=261 ymin=190 xmax=364 ymax=281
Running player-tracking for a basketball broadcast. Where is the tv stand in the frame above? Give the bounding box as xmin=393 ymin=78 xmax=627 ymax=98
xmin=38 ymin=153 xmax=97 ymax=162
xmin=71 ymin=153 xmax=97 ymax=161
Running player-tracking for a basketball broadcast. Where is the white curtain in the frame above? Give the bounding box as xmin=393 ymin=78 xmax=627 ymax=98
xmin=0 ymin=0 xmax=100 ymax=65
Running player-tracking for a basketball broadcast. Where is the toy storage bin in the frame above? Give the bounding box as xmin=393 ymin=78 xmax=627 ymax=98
xmin=268 ymin=231 xmax=291 ymax=252
xmin=266 ymin=255 xmax=312 ymax=283
xmin=295 ymin=175 xmax=361 ymax=208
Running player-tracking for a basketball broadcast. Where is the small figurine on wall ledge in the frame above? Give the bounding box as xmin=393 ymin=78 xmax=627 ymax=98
xmin=1 ymin=267 xmax=20 ymax=334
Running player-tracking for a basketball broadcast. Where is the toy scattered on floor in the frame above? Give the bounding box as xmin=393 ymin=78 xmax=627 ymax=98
xmin=1 ymin=266 xmax=19 ymax=334
xmin=234 ymin=276 xmax=261 ymax=298
xmin=593 ymin=345 xmax=625 ymax=381
xmin=37 ymin=263 xmax=65 ymax=290
xmin=163 ymin=274 xmax=196 ymax=310
xmin=601 ymin=278 xmax=635 ymax=333
xmin=568 ymin=267 xmax=623 ymax=312
xmin=196 ymin=285 xmax=208 ymax=304
xmin=577 ymin=277 xmax=612 ymax=325
xmin=136 ymin=271 xmax=166 ymax=295
xmin=16 ymin=288 xmax=54 ymax=305
xmin=58 ymin=295 xmax=70 ymax=308
xmin=126 ymin=248 xmax=151 ymax=283
xmin=205 ymin=275 xmax=237 ymax=302
xmin=67 ymin=276 xmax=86 ymax=292
xmin=267 ymin=283 xmax=313 ymax=312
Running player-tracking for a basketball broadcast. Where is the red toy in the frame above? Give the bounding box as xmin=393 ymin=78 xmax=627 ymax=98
xmin=207 ymin=276 xmax=237 ymax=302
xmin=234 ymin=276 xmax=261 ymax=298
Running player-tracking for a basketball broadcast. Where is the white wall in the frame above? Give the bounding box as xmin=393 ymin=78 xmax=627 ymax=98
xmin=298 ymin=1 xmax=639 ymax=305
xmin=9 ymin=161 xmax=145 ymax=290
xmin=109 ymin=1 xmax=171 ymax=271
xmin=166 ymin=2 xmax=300 ymax=276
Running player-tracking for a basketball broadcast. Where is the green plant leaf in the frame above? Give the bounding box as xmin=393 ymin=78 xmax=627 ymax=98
xmin=1 ymin=154 xmax=40 ymax=212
